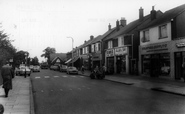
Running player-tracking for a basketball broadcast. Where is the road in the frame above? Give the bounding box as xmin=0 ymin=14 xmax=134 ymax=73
xmin=31 ymin=69 xmax=185 ymax=114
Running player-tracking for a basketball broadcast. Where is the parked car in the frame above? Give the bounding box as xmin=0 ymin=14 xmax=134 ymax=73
xmin=41 ymin=64 xmax=48 ymax=69
xmin=16 ymin=66 xmax=31 ymax=76
xmin=32 ymin=65 xmax=40 ymax=72
xmin=66 ymin=66 xmax=78 ymax=74
xmin=29 ymin=65 xmax=34 ymax=71
xmin=50 ymin=65 xmax=60 ymax=71
xmin=60 ymin=65 xmax=67 ymax=72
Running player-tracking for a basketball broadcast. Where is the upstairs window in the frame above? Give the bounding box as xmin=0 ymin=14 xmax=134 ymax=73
xmin=98 ymin=43 xmax=101 ymax=51
xmin=82 ymin=48 xmax=85 ymax=54
xmin=118 ymin=36 xmax=124 ymax=47
xmin=108 ymin=40 xmax=113 ymax=49
xmin=95 ymin=43 xmax=101 ymax=52
xmin=159 ymin=24 xmax=167 ymax=39
xmin=141 ymin=30 xmax=149 ymax=42
xmin=91 ymin=44 xmax=95 ymax=52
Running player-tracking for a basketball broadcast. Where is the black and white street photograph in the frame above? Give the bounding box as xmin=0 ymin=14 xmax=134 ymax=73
xmin=0 ymin=0 xmax=185 ymax=114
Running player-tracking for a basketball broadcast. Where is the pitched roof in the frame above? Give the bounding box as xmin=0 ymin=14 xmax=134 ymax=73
xmin=142 ymin=4 xmax=185 ymax=30
xmin=91 ymin=28 xmax=116 ymax=44
xmin=50 ymin=53 xmax=66 ymax=61
xmin=104 ymin=11 xmax=163 ymax=41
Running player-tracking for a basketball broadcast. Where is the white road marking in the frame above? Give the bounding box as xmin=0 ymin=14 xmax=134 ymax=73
xmin=45 ymin=76 xmax=50 ymax=78
xmin=80 ymin=76 xmax=84 ymax=78
xmin=54 ymin=76 xmax=59 ymax=78
xmin=62 ymin=76 xmax=68 ymax=77
xmin=35 ymin=77 xmax=40 ymax=79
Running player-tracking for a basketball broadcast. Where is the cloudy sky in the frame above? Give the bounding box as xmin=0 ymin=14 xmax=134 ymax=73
xmin=0 ymin=0 xmax=184 ymax=62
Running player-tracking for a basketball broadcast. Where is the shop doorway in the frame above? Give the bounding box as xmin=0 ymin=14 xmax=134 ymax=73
xmin=175 ymin=52 xmax=185 ymax=79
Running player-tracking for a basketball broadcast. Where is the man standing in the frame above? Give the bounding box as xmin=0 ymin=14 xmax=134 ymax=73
xmin=1 ymin=61 xmax=14 ymax=98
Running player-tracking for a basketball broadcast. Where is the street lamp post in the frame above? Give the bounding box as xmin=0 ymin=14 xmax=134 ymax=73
xmin=67 ymin=37 xmax=74 ymax=67
xmin=25 ymin=53 xmax=28 ymax=66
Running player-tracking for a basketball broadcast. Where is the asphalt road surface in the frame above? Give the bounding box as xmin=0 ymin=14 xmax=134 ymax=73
xmin=31 ymin=69 xmax=185 ymax=114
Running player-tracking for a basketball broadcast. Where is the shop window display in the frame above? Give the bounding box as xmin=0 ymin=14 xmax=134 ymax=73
xmin=142 ymin=55 xmax=151 ymax=75
xmin=142 ymin=53 xmax=170 ymax=77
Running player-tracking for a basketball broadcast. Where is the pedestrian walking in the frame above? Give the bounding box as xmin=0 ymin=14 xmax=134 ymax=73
xmin=0 ymin=104 xmax=4 ymax=114
xmin=1 ymin=61 xmax=14 ymax=98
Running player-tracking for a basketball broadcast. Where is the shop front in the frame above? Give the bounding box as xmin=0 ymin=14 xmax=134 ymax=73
xmin=174 ymin=41 xmax=185 ymax=80
xmin=114 ymin=47 xmax=128 ymax=74
xmin=140 ymin=42 xmax=171 ymax=77
xmin=80 ymin=55 xmax=89 ymax=70
xmin=105 ymin=49 xmax=114 ymax=74
xmin=140 ymin=39 xmax=185 ymax=79
xmin=91 ymin=53 xmax=101 ymax=69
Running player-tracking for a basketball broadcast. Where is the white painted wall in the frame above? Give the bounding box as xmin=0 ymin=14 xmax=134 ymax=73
xmin=140 ymin=22 xmax=172 ymax=46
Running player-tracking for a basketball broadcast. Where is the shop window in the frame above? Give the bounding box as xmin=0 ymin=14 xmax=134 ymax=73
xmin=159 ymin=24 xmax=167 ymax=39
xmin=160 ymin=53 xmax=170 ymax=76
xmin=142 ymin=55 xmax=151 ymax=75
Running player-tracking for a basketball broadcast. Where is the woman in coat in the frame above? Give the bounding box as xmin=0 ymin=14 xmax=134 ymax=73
xmin=1 ymin=62 xmax=14 ymax=97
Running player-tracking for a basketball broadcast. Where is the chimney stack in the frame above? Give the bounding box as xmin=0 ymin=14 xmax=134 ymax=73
xmin=116 ymin=20 xmax=120 ymax=31
xmin=90 ymin=35 xmax=94 ymax=40
xmin=139 ymin=7 xmax=144 ymax=21
xmin=108 ymin=23 xmax=111 ymax=30
xmin=84 ymin=40 xmax=86 ymax=44
xmin=120 ymin=17 xmax=126 ymax=27
xmin=150 ymin=6 xmax=156 ymax=20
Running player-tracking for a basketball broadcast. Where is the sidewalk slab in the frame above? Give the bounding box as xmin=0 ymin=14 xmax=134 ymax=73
xmin=79 ymin=70 xmax=185 ymax=96
xmin=0 ymin=76 xmax=32 ymax=114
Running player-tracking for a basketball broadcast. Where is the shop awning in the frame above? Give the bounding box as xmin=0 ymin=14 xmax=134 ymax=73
xmin=65 ymin=58 xmax=72 ymax=64
xmin=70 ymin=57 xmax=80 ymax=63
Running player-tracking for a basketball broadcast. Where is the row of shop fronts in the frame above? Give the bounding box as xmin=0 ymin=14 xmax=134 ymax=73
xmin=139 ymin=38 xmax=185 ymax=79
xmin=67 ymin=38 xmax=185 ymax=80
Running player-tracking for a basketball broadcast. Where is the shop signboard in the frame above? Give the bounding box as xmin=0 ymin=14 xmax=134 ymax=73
xmin=115 ymin=47 xmax=127 ymax=55
xmin=106 ymin=49 xmax=114 ymax=57
xmin=141 ymin=42 xmax=168 ymax=53
xmin=176 ymin=42 xmax=185 ymax=48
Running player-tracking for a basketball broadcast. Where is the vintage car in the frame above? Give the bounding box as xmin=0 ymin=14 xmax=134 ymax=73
xmin=50 ymin=65 xmax=60 ymax=71
xmin=60 ymin=65 xmax=67 ymax=72
xmin=16 ymin=66 xmax=31 ymax=76
xmin=66 ymin=66 xmax=78 ymax=74
xmin=32 ymin=65 xmax=40 ymax=72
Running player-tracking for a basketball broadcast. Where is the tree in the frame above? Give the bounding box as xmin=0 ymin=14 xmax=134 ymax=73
xmin=41 ymin=47 xmax=56 ymax=66
xmin=13 ymin=51 xmax=29 ymax=67
xmin=31 ymin=56 xmax=39 ymax=65
xmin=0 ymin=30 xmax=16 ymax=67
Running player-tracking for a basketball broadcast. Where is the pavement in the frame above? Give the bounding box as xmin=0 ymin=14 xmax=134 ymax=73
xmin=0 ymin=76 xmax=34 ymax=114
xmin=79 ymin=70 xmax=185 ymax=96
xmin=1 ymin=70 xmax=185 ymax=114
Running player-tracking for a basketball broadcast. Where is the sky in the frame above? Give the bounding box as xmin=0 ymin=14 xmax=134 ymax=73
xmin=0 ymin=0 xmax=184 ymax=62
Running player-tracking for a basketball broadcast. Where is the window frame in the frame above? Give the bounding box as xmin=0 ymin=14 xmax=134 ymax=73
xmin=159 ymin=24 xmax=168 ymax=39
xmin=108 ymin=40 xmax=113 ymax=49
xmin=142 ymin=30 xmax=150 ymax=42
